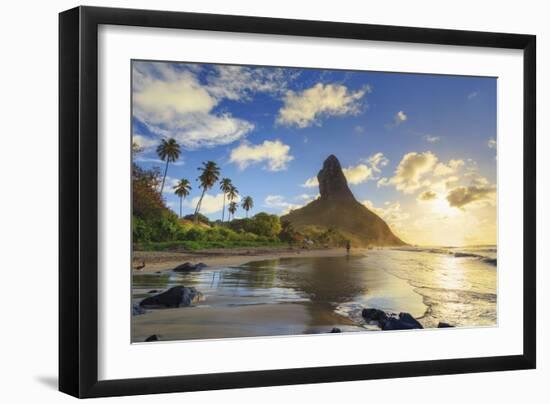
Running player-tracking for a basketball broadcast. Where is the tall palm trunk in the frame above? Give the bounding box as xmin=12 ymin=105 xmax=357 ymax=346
xmin=179 ymin=196 xmax=182 ymax=218
xmin=159 ymin=159 xmax=169 ymax=195
xmin=221 ymin=194 xmax=226 ymax=222
xmin=194 ymin=187 xmax=207 ymax=223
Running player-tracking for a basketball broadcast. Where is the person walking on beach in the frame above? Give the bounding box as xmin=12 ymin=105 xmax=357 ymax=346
xmin=346 ymin=240 xmax=351 ymax=255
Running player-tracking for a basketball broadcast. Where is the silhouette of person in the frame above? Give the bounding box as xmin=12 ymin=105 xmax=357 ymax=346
xmin=346 ymin=240 xmax=351 ymax=255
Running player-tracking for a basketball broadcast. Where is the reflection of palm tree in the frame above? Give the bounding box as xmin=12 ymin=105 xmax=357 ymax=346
xmin=156 ymin=138 xmax=181 ymax=195
xmin=173 ymin=178 xmax=191 ymax=218
xmin=228 ymin=201 xmax=238 ymax=221
xmin=241 ymin=196 xmax=254 ymax=218
xmin=194 ymin=161 xmax=220 ymax=223
xmin=219 ymin=178 xmax=233 ymax=222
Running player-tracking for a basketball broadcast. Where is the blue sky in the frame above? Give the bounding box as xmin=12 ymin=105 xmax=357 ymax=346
xmin=132 ymin=60 xmax=497 ymax=246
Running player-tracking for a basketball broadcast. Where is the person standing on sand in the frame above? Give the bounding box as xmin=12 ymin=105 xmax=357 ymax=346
xmin=346 ymin=240 xmax=351 ymax=255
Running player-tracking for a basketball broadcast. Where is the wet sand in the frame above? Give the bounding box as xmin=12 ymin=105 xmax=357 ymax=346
xmin=133 ymin=301 xmax=362 ymax=342
xmin=133 ymin=247 xmax=364 ymax=273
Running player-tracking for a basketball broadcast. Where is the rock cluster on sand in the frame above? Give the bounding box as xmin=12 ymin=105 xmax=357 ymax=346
xmin=362 ymin=308 xmax=423 ymax=330
xmin=173 ymin=262 xmax=208 ymax=272
xmin=362 ymin=308 xmax=455 ymax=330
xmin=139 ymin=286 xmax=203 ymax=308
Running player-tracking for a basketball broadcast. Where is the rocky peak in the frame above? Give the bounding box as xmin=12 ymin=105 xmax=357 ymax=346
xmin=317 ymin=155 xmax=355 ymax=201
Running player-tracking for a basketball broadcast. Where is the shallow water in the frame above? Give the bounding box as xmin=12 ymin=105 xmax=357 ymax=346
xmin=132 ymin=247 xmax=497 ymax=341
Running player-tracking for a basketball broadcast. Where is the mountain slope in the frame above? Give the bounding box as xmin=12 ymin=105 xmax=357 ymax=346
xmin=282 ymin=155 xmax=405 ymax=246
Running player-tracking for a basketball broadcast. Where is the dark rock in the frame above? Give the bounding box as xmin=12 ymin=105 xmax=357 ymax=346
xmin=330 ymin=328 xmax=342 ymax=333
xmin=317 ymin=155 xmax=355 ymax=202
xmin=139 ymin=286 xmax=203 ymax=308
xmin=381 ymin=312 xmax=423 ymax=330
xmin=132 ymin=303 xmax=146 ymax=316
xmin=145 ymin=334 xmax=159 ymax=342
xmin=173 ymin=262 xmax=208 ymax=272
xmin=148 ymin=290 xmax=159 ymax=294
xmin=437 ymin=322 xmax=454 ymax=328
xmin=362 ymin=308 xmax=388 ymax=323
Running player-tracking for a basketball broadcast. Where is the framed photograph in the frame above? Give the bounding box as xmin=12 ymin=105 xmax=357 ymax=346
xmin=59 ymin=6 xmax=536 ymax=398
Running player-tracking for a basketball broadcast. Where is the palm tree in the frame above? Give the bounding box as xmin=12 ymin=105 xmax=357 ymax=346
xmin=194 ymin=161 xmax=221 ymax=223
xmin=228 ymin=201 xmax=238 ymax=221
xmin=241 ymin=196 xmax=254 ymax=218
xmin=156 ymin=138 xmax=181 ymax=195
xmin=227 ymin=185 xmax=239 ymax=204
xmin=219 ymin=178 xmax=233 ymax=222
xmin=173 ymin=179 xmax=192 ymax=218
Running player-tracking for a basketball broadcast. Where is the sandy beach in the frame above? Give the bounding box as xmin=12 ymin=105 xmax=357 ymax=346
xmin=133 ymin=247 xmax=364 ymax=273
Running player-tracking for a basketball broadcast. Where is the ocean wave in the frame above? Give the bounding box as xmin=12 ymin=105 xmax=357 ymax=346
xmin=391 ymin=246 xmax=497 ymax=265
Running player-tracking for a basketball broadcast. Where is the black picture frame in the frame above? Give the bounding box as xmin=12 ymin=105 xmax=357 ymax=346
xmin=59 ymin=6 xmax=536 ymax=398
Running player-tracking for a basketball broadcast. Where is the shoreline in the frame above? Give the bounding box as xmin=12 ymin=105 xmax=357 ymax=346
xmin=133 ymin=247 xmax=367 ymax=273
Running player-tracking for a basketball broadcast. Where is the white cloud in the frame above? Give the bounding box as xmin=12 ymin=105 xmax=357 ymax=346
xmin=264 ymin=195 xmax=301 ymax=214
xmin=206 ymin=65 xmax=296 ymax=101
xmin=132 ymin=61 xmax=254 ymax=149
xmin=378 ymin=151 xmax=438 ymax=193
xmin=277 ymin=83 xmax=366 ymax=128
xmin=133 ymin=134 xmax=157 ymax=150
xmin=134 ymin=156 xmax=185 ymax=167
xmin=184 ymin=192 xmax=240 ymax=214
xmin=229 ymin=140 xmax=294 ymax=171
xmin=302 ymin=176 xmax=319 ymax=188
xmin=363 ymin=200 xmax=410 ymax=226
xmin=488 ymin=137 xmax=497 ymax=149
xmin=433 ymin=159 xmax=465 ymax=176
xmin=385 ymin=110 xmax=408 ymax=128
xmin=379 ymin=152 xmax=465 ymax=193
xmin=467 ymin=91 xmax=479 ymax=100
xmin=423 ymin=135 xmax=441 ymax=143
xmin=160 ymin=176 xmax=181 ymax=195
xmin=395 ymin=111 xmax=407 ymax=123
xmin=342 ymin=164 xmax=373 ymax=185
xmin=446 ymin=185 xmax=496 ymax=209
xmin=362 ymin=152 xmax=389 ymax=174
xmin=296 ymin=193 xmax=317 ymax=201
xmin=302 ymin=153 xmax=386 ymax=188
xmin=417 ymin=190 xmax=438 ymax=201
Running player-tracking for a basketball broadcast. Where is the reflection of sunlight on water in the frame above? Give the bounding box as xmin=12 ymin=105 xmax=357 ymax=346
xmin=432 ymin=254 xmax=470 ymax=292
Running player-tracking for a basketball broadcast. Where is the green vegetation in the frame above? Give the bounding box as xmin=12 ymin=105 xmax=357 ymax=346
xmin=132 ymin=138 xmax=350 ymax=251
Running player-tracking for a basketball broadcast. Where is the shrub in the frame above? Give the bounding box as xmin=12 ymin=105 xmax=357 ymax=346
xmin=132 ymin=216 xmax=153 ymax=243
xmin=183 ymin=213 xmax=211 ymax=226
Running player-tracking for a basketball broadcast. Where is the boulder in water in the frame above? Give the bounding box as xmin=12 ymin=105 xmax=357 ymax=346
xmin=140 ymin=286 xmax=203 ymax=308
xmin=362 ymin=308 xmax=389 ymax=323
xmin=173 ymin=262 xmax=208 ymax=272
xmin=381 ymin=312 xmax=423 ymax=330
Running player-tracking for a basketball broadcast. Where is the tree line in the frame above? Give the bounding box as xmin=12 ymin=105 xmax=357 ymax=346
xmin=153 ymin=138 xmax=254 ymax=223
